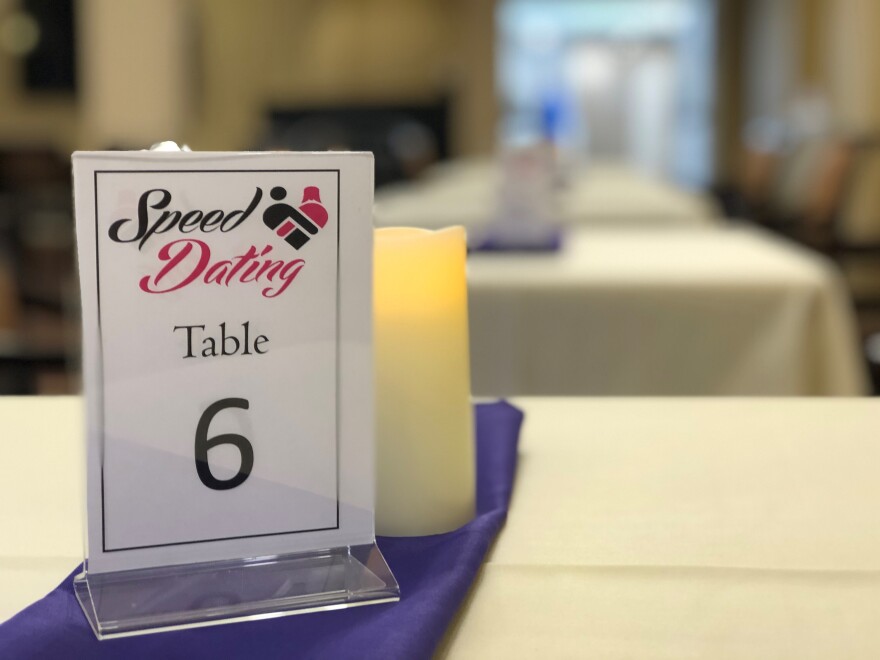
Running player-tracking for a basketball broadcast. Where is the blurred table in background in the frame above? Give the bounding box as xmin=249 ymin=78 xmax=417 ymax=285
xmin=468 ymin=226 xmax=868 ymax=396
xmin=375 ymin=159 xmax=721 ymax=230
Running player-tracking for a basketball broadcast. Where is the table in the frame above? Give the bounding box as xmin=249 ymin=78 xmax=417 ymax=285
xmin=6 ymin=397 xmax=880 ymax=658
xmin=375 ymin=160 xmax=721 ymax=230
xmin=468 ymin=225 xmax=869 ymax=396
xmin=438 ymin=397 xmax=880 ymax=658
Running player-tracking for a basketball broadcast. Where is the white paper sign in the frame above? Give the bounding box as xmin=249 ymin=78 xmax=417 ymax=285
xmin=73 ymin=152 xmax=376 ymax=574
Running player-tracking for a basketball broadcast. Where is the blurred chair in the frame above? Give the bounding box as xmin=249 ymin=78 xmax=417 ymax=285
xmin=756 ymin=136 xmax=855 ymax=252
xmin=710 ymin=145 xmax=780 ymax=220
xmin=0 ymin=146 xmax=76 ymax=393
xmin=730 ymin=136 xmax=880 ymax=390
xmin=0 ymin=249 xmax=23 ymax=392
xmin=739 ymin=147 xmax=779 ymax=215
xmin=812 ymin=137 xmax=880 ymax=394
xmin=833 ymin=138 xmax=880 ymax=248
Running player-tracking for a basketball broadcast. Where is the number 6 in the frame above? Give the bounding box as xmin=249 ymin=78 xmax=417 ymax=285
xmin=195 ymin=398 xmax=254 ymax=490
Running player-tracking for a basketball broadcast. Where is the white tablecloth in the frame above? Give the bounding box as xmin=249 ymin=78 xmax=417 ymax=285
xmin=5 ymin=396 xmax=880 ymax=658
xmin=375 ymin=160 xmax=720 ymax=229
xmin=468 ymin=225 xmax=869 ymax=396
xmin=438 ymin=397 xmax=880 ymax=658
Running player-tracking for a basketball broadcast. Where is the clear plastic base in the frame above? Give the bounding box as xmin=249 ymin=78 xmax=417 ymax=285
xmin=73 ymin=543 xmax=400 ymax=639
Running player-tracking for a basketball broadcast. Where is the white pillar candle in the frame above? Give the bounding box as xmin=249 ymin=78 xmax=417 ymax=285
xmin=374 ymin=226 xmax=475 ymax=536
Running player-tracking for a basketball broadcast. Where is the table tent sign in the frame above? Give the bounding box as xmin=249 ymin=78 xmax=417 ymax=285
xmin=71 ymin=149 xmax=399 ymax=638
xmin=480 ymin=144 xmax=562 ymax=251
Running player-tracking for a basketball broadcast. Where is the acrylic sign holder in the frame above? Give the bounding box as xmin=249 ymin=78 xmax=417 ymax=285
xmin=73 ymin=544 xmax=399 ymax=638
xmin=71 ymin=147 xmax=399 ymax=638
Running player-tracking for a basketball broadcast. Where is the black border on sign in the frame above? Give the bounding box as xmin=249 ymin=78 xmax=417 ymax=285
xmin=94 ymin=169 xmax=342 ymax=552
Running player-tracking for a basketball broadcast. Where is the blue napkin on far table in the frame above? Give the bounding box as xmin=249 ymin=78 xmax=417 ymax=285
xmin=0 ymin=401 xmax=523 ymax=659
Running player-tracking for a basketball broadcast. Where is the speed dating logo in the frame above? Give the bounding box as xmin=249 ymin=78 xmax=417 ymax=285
xmin=263 ymin=185 xmax=329 ymax=249
xmin=106 ymin=183 xmax=332 ymax=299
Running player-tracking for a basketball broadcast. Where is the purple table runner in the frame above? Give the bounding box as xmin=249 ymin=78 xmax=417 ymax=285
xmin=470 ymin=227 xmax=564 ymax=253
xmin=0 ymin=400 xmax=523 ymax=659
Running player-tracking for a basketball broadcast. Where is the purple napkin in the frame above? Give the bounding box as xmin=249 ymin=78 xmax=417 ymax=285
xmin=470 ymin=227 xmax=564 ymax=253
xmin=0 ymin=401 xmax=523 ymax=660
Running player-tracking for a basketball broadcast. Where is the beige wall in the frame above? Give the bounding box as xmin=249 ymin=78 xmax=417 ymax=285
xmin=797 ymin=0 xmax=825 ymax=87
xmin=189 ymin=0 xmax=462 ymax=150
xmin=822 ymin=0 xmax=880 ymax=134
xmin=450 ymin=0 xmax=498 ymax=156
xmin=0 ymin=0 xmax=497 ymax=154
xmin=78 ymin=0 xmax=193 ymax=148
xmin=713 ymin=0 xmax=746 ymax=183
xmin=5 ymin=0 xmax=879 ymax=164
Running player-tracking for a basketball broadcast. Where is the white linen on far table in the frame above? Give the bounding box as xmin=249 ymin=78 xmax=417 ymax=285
xmin=374 ymin=160 xmax=720 ymax=230
xmin=467 ymin=225 xmax=869 ymax=396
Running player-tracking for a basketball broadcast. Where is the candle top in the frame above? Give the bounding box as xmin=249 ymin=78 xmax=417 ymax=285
xmin=375 ymin=225 xmax=466 ymax=245
xmin=374 ymin=226 xmax=468 ymax=314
